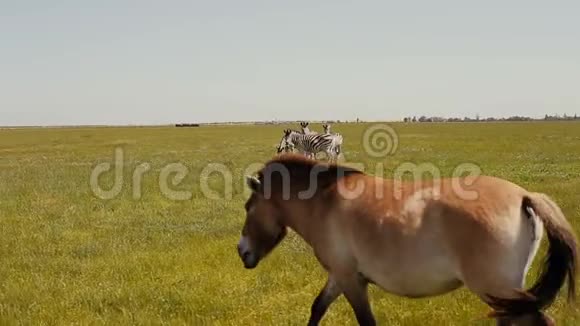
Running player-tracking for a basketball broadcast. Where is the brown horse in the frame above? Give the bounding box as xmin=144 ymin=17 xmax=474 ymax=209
xmin=236 ymin=154 xmax=577 ymax=325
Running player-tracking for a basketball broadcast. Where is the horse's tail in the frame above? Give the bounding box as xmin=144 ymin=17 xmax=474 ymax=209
xmin=486 ymin=192 xmax=578 ymax=319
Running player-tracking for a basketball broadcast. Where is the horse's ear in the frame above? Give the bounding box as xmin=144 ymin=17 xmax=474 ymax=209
xmin=246 ymin=175 xmax=261 ymax=193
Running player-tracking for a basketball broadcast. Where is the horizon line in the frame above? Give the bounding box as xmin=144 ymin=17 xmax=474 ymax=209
xmin=2 ymin=115 xmax=579 ymax=129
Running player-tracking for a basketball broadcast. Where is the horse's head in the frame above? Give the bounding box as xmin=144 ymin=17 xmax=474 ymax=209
xmin=237 ymin=175 xmax=287 ymax=269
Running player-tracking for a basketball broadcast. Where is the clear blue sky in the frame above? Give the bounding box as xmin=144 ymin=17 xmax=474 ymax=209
xmin=1 ymin=1 xmax=579 ymax=126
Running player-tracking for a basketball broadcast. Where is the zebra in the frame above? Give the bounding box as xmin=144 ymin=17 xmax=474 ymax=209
xmin=277 ymin=129 xmax=339 ymax=162
xmin=300 ymin=122 xmax=317 ymax=135
xmin=277 ymin=129 xmax=299 ymax=154
xmin=322 ymin=124 xmax=343 ymax=158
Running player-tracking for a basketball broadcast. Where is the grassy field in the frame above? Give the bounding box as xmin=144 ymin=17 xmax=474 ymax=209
xmin=1 ymin=121 xmax=579 ymax=325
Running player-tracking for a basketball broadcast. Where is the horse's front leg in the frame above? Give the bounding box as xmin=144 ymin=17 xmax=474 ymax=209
xmin=307 ymin=276 xmax=342 ymax=326
xmin=338 ymin=273 xmax=376 ymax=326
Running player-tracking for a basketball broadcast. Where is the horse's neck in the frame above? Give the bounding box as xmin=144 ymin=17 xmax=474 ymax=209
xmin=278 ymin=199 xmax=317 ymax=245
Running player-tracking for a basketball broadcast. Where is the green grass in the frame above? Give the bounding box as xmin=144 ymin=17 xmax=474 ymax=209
xmin=0 ymin=122 xmax=579 ymax=325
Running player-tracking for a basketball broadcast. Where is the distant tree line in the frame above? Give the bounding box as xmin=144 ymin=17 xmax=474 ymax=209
xmin=402 ymin=113 xmax=579 ymax=123
xmin=543 ymin=114 xmax=579 ymax=121
xmin=173 ymin=114 xmax=578 ymax=127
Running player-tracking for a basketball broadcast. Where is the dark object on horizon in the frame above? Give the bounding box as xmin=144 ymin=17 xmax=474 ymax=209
xmin=175 ymin=123 xmax=200 ymax=127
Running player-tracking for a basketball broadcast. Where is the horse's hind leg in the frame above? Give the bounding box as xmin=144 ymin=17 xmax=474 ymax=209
xmin=460 ymin=242 xmax=544 ymax=325
xmin=452 ymin=206 xmax=545 ymax=325
xmin=461 ymin=266 xmax=526 ymax=325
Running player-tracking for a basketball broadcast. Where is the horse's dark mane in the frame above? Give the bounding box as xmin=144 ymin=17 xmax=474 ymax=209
xmin=263 ymin=153 xmax=362 ymax=174
xmin=256 ymin=154 xmax=364 ymax=197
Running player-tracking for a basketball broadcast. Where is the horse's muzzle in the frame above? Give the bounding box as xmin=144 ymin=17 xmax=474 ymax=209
xmin=237 ymin=243 xmax=258 ymax=269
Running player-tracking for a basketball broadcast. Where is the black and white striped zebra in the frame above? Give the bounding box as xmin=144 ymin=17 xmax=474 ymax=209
xmin=299 ymin=122 xmax=316 ymax=135
xmin=277 ymin=129 xmax=339 ymax=161
xmin=322 ymin=124 xmax=343 ymax=157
